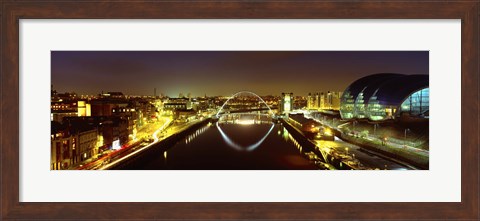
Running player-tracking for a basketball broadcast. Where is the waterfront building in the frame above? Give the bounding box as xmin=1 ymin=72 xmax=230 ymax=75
xmin=340 ymin=73 xmax=429 ymax=121
xmin=288 ymin=113 xmax=321 ymax=134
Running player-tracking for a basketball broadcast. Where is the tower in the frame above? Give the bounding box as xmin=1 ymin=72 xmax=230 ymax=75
xmin=279 ymin=92 xmax=294 ymax=114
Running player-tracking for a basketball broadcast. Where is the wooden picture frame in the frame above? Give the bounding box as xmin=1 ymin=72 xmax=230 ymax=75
xmin=1 ymin=1 xmax=478 ymax=220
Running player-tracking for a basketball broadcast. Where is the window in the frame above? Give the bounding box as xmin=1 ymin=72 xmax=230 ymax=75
xmin=340 ymin=91 xmax=355 ymax=119
xmin=367 ymin=95 xmax=386 ymax=121
xmin=399 ymin=88 xmax=429 ymax=117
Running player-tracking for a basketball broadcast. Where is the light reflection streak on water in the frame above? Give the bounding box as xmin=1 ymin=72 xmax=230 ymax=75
xmin=281 ymin=124 xmax=330 ymax=164
xmin=279 ymin=126 xmax=303 ymax=152
xmin=287 ymin=133 xmax=302 ymax=152
xmin=185 ymin=125 xmax=209 ymax=144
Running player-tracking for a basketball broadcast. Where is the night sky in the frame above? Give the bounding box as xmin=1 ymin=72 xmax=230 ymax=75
xmin=51 ymin=51 xmax=428 ymax=97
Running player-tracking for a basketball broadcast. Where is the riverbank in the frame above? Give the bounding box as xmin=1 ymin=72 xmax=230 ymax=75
xmin=308 ymin=113 xmax=429 ymax=169
xmin=336 ymin=131 xmax=428 ymax=169
xmin=106 ymin=118 xmax=211 ymax=169
xmin=279 ymin=118 xmax=359 ymax=170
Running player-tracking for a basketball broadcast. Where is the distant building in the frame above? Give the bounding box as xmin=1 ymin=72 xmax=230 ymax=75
xmin=293 ymin=95 xmax=307 ymax=109
xmin=307 ymin=92 xmax=322 ymax=110
xmin=319 ymin=92 xmax=326 ymax=109
xmin=77 ymin=100 xmax=91 ymax=117
xmin=164 ymin=98 xmax=192 ymax=113
xmin=51 ymin=91 xmax=78 ymax=103
xmin=326 ymin=91 xmax=342 ymax=110
xmin=51 ymin=100 xmax=92 ymax=122
xmin=307 ymin=91 xmax=342 ymax=110
xmin=51 ymin=110 xmax=78 ymax=123
xmin=90 ymin=92 xmax=142 ymax=136
xmin=307 ymin=93 xmax=314 ymax=109
xmin=100 ymin=92 xmax=125 ymax=99
xmin=279 ymin=93 xmax=294 ymax=114
xmin=91 ymin=99 xmax=128 ymax=117
xmin=51 ymin=101 xmax=77 ymax=112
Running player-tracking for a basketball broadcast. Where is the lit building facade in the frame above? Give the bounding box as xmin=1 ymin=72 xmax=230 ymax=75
xmin=77 ymin=129 xmax=98 ymax=161
xmin=51 ymin=123 xmax=76 ymax=170
xmin=288 ymin=113 xmax=321 ymax=134
xmin=307 ymin=93 xmax=321 ymax=110
xmin=164 ymin=98 xmax=192 ymax=113
xmin=77 ymin=100 xmax=91 ymax=117
xmin=307 ymin=91 xmax=342 ymax=110
xmin=279 ymin=93 xmax=294 ymax=114
xmin=51 ymin=111 xmax=78 ymax=122
xmin=340 ymin=73 xmax=429 ymax=121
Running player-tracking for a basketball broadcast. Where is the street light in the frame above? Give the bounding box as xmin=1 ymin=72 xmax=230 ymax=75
xmin=352 ymin=121 xmax=357 ymax=135
xmin=345 ymin=147 xmax=349 ymax=155
xmin=404 ymin=128 xmax=410 ymax=146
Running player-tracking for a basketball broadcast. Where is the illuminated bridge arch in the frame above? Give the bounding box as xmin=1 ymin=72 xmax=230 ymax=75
xmin=215 ymin=91 xmax=274 ymax=117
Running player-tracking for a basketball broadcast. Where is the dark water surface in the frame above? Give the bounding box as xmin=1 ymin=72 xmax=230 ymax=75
xmin=140 ymin=122 xmax=318 ymax=170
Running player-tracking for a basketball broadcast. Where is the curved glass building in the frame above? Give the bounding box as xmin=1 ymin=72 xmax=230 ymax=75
xmin=340 ymin=73 xmax=429 ymax=121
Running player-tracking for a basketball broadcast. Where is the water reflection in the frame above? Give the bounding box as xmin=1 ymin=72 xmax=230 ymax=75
xmin=277 ymin=125 xmax=304 ymax=153
xmin=185 ymin=125 xmax=209 ymax=144
xmin=163 ymin=151 xmax=167 ymax=165
xmin=217 ymin=122 xmax=275 ymax=152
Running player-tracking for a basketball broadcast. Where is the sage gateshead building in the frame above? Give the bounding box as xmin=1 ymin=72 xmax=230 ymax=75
xmin=340 ymin=73 xmax=429 ymax=122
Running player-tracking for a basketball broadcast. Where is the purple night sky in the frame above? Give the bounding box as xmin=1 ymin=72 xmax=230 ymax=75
xmin=51 ymin=51 xmax=428 ymax=97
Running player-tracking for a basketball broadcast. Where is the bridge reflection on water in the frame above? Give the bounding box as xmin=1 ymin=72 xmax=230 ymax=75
xmin=217 ymin=113 xmax=275 ymax=152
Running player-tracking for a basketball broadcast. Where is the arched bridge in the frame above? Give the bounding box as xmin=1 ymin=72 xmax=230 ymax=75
xmin=214 ymin=91 xmax=276 ymax=151
xmin=215 ymin=91 xmax=276 ymax=118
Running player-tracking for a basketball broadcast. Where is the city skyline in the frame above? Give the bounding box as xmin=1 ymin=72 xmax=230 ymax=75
xmin=52 ymin=51 xmax=428 ymax=97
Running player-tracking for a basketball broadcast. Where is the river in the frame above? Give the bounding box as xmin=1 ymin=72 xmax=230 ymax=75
xmin=133 ymin=115 xmax=320 ymax=170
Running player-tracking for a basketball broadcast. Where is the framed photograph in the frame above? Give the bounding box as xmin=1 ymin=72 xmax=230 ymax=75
xmin=1 ymin=1 xmax=478 ymax=220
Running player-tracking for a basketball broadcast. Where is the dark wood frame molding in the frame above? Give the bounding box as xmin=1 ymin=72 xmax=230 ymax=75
xmin=1 ymin=1 xmax=478 ymax=220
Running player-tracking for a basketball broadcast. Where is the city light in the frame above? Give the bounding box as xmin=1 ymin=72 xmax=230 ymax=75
xmin=324 ymin=128 xmax=332 ymax=135
xmin=236 ymin=119 xmax=255 ymax=125
xmin=152 ymin=117 xmax=173 ymax=142
xmin=112 ymin=140 xmax=121 ymax=150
